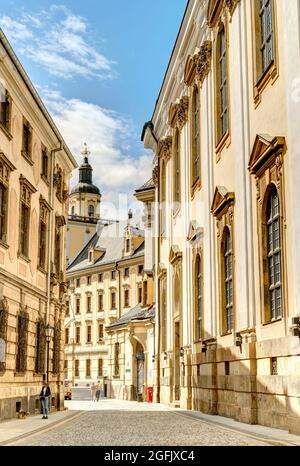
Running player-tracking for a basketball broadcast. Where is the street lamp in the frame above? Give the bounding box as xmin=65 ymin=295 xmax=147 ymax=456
xmin=45 ymin=324 xmax=54 ymax=383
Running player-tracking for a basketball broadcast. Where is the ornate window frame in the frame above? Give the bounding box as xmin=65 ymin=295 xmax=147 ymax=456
xmin=18 ymin=176 xmax=36 ymax=261
xmin=184 ymin=40 xmax=212 ymax=196
xmin=188 ymin=220 xmax=204 ymax=342
xmin=158 ymin=263 xmax=167 ymax=353
xmin=0 ymin=85 xmax=12 ymax=140
xmin=251 ymin=0 xmax=279 ymax=107
xmin=248 ymin=134 xmax=287 ymax=324
xmin=0 ymin=152 xmax=16 ymax=247
xmin=211 ymin=186 xmax=235 ymax=336
xmin=158 ymin=137 xmax=172 ymax=238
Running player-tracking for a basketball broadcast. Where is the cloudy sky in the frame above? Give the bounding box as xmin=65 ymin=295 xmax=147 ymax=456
xmin=0 ymin=1 xmax=187 ymax=218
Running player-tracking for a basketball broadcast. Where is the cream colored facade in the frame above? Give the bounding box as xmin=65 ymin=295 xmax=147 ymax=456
xmin=143 ymin=0 xmax=300 ymax=434
xmin=0 ymin=30 xmax=77 ymax=420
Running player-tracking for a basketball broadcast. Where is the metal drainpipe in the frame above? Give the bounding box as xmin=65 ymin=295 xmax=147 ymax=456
xmin=46 ymin=143 xmax=62 ymax=386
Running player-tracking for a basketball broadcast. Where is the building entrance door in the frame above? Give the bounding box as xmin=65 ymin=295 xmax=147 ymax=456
xmin=174 ymin=321 xmax=180 ymax=401
xmin=136 ymin=343 xmax=145 ymax=401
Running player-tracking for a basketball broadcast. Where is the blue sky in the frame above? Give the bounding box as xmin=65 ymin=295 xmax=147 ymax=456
xmin=0 ymin=1 xmax=187 ymax=215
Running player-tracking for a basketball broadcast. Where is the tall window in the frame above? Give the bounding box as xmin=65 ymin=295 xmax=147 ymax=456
xmin=126 ymin=239 xmax=131 ymax=253
xmin=0 ymin=86 xmax=11 ymax=132
xmin=192 ymin=86 xmax=200 ymax=184
xmin=138 ymin=285 xmax=142 ymax=304
xmin=19 ymin=180 xmax=33 ymax=258
xmin=16 ymin=309 xmax=29 ymax=373
xmin=98 ymin=323 xmax=104 ymax=340
xmin=223 ymin=229 xmax=233 ymax=333
xmin=98 ymin=273 xmax=103 ymax=283
xmin=124 ymin=289 xmax=130 ymax=308
xmin=98 ymin=358 xmax=103 ymax=377
xmin=41 ymin=146 xmax=49 ymax=180
xmin=124 ymin=267 xmax=129 ymax=278
xmin=38 ymin=203 xmax=48 ymax=270
xmin=266 ymin=186 xmax=282 ymax=321
xmin=86 ymin=325 xmax=92 ymax=343
xmin=173 ymin=129 xmax=180 ymax=204
xmin=88 ymin=205 xmax=94 ymax=218
xmin=75 ymin=326 xmax=80 ymax=344
xmin=65 ymin=327 xmax=69 ymax=344
xmin=52 ymin=322 xmax=60 ymax=375
xmin=143 ymin=281 xmax=148 ymax=307
xmin=75 ymin=359 xmax=79 ymax=377
xmin=111 ymin=291 xmax=116 ymax=309
xmin=86 ymin=359 xmax=91 ymax=377
xmin=86 ymin=296 xmax=91 ymax=313
xmin=22 ymin=120 xmax=32 ymax=159
xmin=98 ymin=293 xmax=103 ymax=311
xmin=76 ymin=278 xmax=80 ymax=287
xmin=114 ymin=342 xmax=120 ymax=376
xmin=0 ymin=298 xmax=9 ymax=372
xmin=0 ymin=183 xmax=8 ymax=243
xmin=259 ymin=0 xmax=274 ymax=75
xmin=76 ymin=297 xmax=81 ymax=314
xmin=111 ymin=270 xmax=116 ymax=280
xmin=195 ymin=255 xmax=203 ymax=340
xmin=217 ymin=25 xmax=228 ymax=141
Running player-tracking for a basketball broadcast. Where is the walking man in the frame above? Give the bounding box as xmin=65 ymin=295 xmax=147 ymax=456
xmin=95 ymin=381 xmax=101 ymax=402
xmin=40 ymin=381 xmax=51 ymax=419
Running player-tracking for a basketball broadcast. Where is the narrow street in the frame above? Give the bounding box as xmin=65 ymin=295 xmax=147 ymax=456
xmin=2 ymin=400 xmax=284 ymax=446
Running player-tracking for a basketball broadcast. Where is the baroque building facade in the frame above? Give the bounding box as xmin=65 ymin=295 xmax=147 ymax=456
xmin=65 ymin=160 xmax=155 ymax=400
xmin=0 ymin=30 xmax=77 ymax=420
xmin=142 ymin=0 xmax=300 ymax=434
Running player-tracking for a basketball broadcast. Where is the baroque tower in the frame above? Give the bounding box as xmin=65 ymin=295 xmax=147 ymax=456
xmin=66 ymin=143 xmax=101 ymax=264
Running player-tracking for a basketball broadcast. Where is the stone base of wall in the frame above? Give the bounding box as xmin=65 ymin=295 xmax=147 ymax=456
xmin=0 ymin=393 xmax=60 ymax=421
xmin=159 ymin=336 xmax=300 ymax=435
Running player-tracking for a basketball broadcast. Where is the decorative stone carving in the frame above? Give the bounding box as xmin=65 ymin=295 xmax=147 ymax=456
xmin=224 ymin=0 xmax=240 ymax=16
xmin=177 ymin=96 xmax=189 ymax=130
xmin=152 ymin=165 xmax=159 ymax=187
xmin=194 ymin=41 xmax=212 ymax=84
xmin=158 ymin=136 xmax=173 ymax=161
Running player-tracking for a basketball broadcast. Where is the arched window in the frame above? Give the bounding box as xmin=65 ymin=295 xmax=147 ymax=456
xmin=173 ymin=129 xmax=181 ymax=204
xmin=216 ymin=24 xmax=228 ymax=142
xmin=222 ymin=228 xmax=233 ymax=333
xmin=192 ymin=86 xmax=200 ymax=184
xmin=195 ymin=255 xmax=203 ymax=340
xmin=88 ymin=204 xmax=94 ymax=218
xmin=266 ymin=186 xmax=282 ymax=321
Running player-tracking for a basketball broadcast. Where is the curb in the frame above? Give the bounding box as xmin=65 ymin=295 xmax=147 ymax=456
xmin=172 ymin=410 xmax=297 ymax=447
xmin=0 ymin=411 xmax=84 ymax=446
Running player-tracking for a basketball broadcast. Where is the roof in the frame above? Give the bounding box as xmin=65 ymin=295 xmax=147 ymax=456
xmin=135 ymin=178 xmax=155 ymax=192
xmin=67 ymin=218 xmax=145 ymax=273
xmin=71 ymin=182 xmax=100 ymax=195
xmin=106 ymin=304 xmax=155 ymax=329
xmin=0 ymin=29 xmax=77 ymax=169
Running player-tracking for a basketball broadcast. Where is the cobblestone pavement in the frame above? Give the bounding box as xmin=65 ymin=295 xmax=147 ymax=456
xmin=11 ymin=400 xmax=270 ymax=446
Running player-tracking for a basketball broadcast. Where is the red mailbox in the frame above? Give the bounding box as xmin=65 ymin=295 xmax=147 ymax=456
xmin=147 ymin=386 xmax=153 ymax=403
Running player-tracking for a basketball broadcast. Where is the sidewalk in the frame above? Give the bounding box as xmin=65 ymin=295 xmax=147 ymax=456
xmin=178 ymin=409 xmax=300 ymax=446
xmin=0 ymin=409 xmax=82 ymax=446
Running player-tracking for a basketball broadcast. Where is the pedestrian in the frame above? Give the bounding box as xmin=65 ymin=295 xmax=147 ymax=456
xmin=91 ymin=383 xmax=96 ymax=401
xmin=95 ymin=381 xmax=101 ymax=402
xmin=40 ymin=381 xmax=51 ymax=419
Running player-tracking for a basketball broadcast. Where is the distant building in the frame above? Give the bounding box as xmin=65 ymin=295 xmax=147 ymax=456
xmin=0 ymin=29 xmax=77 ymax=420
xmin=65 ymin=160 xmax=155 ymax=400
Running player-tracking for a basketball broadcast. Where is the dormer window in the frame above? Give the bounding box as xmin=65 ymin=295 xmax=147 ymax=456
xmin=126 ymin=238 xmax=131 ymax=253
xmin=89 ymin=251 xmax=93 ymax=263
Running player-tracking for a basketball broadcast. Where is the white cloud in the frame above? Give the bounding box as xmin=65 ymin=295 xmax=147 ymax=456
xmin=42 ymin=89 xmax=153 ymax=217
xmin=0 ymin=7 xmax=115 ymax=80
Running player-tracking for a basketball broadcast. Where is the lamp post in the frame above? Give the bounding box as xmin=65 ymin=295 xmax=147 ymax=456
xmin=45 ymin=324 xmax=54 ymax=383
